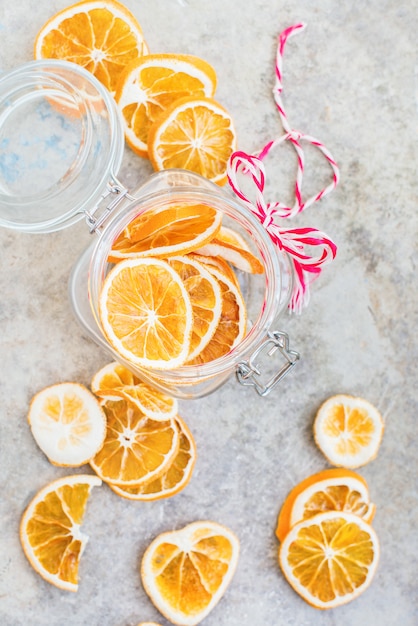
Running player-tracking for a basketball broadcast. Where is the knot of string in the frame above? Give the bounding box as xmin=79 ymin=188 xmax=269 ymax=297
xmin=227 ymin=23 xmax=340 ymax=313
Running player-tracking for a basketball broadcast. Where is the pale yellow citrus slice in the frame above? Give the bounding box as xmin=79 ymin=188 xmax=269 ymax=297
xmin=99 ymin=257 xmax=193 ymax=369
xmin=187 ymin=265 xmax=246 ymax=365
xmin=20 ymin=474 xmax=101 ymax=592
xmin=34 ymin=0 xmax=149 ymax=95
xmin=148 ymin=96 xmax=237 ymax=185
xmin=313 ymin=394 xmax=384 ymax=468
xmin=108 ymin=204 xmax=222 ymax=262
xmin=27 ymin=382 xmax=106 ymax=467
xmin=278 ymin=510 xmax=380 ymax=609
xmin=91 ymin=361 xmax=178 ymax=419
xmin=89 ymin=399 xmax=179 ymax=486
xmin=109 ymin=415 xmax=196 ymax=500
xmin=167 ymin=255 xmax=223 ymax=360
xmin=115 ymin=53 xmax=217 ymax=157
xmin=141 ymin=520 xmax=240 ymax=625
xmin=275 ymin=468 xmax=376 ymax=543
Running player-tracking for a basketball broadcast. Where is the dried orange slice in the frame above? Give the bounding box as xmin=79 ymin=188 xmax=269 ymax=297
xmin=99 ymin=257 xmax=193 ymax=369
xmin=148 ymin=96 xmax=237 ymax=185
xmin=194 ymin=238 xmax=264 ymax=274
xmin=115 ymin=53 xmax=217 ymax=157
xmin=34 ymin=0 xmax=149 ymax=95
xmin=141 ymin=520 xmax=240 ymax=625
xmin=187 ymin=265 xmax=246 ymax=365
xmin=28 ymin=382 xmax=106 ymax=467
xmin=109 ymin=416 xmax=196 ymax=500
xmin=90 ymin=399 xmax=179 ymax=486
xmin=91 ymin=361 xmax=138 ymax=400
xmin=167 ymin=256 xmax=223 ymax=360
xmin=217 ymin=225 xmax=252 ymax=250
xmin=275 ymin=468 xmax=376 ymax=543
xmin=314 ymin=394 xmax=384 ymax=468
xmin=109 ymin=204 xmax=222 ymax=262
xmin=278 ymin=510 xmax=380 ymax=609
xmin=137 ymin=623 xmax=162 ymax=626
xmin=20 ymin=474 xmax=101 ymax=592
xmin=91 ymin=362 xmax=178 ymax=419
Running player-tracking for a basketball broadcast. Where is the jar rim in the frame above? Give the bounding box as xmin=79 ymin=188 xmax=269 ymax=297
xmin=0 ymin=59 xmax=124 ymax=233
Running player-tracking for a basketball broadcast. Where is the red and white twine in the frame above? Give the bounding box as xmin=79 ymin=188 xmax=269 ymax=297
xmin=227 ymin=23 xmax=340 ymax=312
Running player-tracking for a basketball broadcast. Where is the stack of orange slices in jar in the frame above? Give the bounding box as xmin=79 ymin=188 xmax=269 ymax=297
xmin=34 ymin=0 xmax=238 ymax=184
xmin=99 ymin=203 xmax=264 ymax=371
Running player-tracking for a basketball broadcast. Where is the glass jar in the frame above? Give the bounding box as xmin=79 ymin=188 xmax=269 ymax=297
xmin=0 ymin=59 xmax=299 ymax=399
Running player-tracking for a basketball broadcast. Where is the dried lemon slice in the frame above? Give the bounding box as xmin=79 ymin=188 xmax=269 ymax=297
xmin=314 ymin=394 xmax=384 ymax=468
xmin=28 ymin=382 xmax=106 ymax=467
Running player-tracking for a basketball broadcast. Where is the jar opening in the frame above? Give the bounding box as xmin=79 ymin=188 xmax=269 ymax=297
xmin=0 ymin=60 xmax=124 ymax=233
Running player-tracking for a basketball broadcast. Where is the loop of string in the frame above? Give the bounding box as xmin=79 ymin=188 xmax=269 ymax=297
xmin=227 ymin=23 xmax=340 ymax=313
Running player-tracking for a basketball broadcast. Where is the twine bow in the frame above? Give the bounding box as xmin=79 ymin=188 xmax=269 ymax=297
xmin=227 ymin=23 xmax=340 ymax=313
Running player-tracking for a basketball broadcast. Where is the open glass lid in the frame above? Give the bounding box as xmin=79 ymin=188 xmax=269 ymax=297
xmin=0 ymin=60 xmax=125 ymax=233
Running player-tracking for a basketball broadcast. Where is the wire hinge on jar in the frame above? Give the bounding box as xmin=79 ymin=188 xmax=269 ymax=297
xmin=236 ymin=331 xmax=300 ymax=396
xmin=84 ymin=178 xmax=135 ymax=234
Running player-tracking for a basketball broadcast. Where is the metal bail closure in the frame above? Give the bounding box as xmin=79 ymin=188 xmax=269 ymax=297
xmin=236 ymin=330 xmax=300 ymax=396
xmin=84 ymin=177 xmax=135 ymax=234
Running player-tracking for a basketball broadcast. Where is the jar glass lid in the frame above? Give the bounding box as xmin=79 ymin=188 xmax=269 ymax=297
xmin=0 ymin=60 xmax=124 ymax=233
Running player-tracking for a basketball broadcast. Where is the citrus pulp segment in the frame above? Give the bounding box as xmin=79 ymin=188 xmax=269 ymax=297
xmin=147 ymin=96 xmax=237 ymax=185
xmin=141 ymin=520 xmax=240 ymax=626
xmin=167 ymin=256 xmax=223 ymax=361
xmin=99 ymin=257 xmax=193 ymax=369
xmin=28 ymin=382 xmax=106 ymax=467
xmin=275 ymin=468 xmax=375 ymax=542
xmin=108 ymin=204 xmax=222 ymax=262
xmin=89 ymin=399 xmax=179 ymax=486
xmin=109 ymin=416 xmax=196 ymax=500
xmin=278 ymin=510 xmax=380 ymax=609
xmin=20 ymin=474 xmax=102 ymax=592
xmin=115 ymin=53 xmax=217 ymax=157
xmin=34 ymin=0 xmax=149 ymax=95
xmin=313 ymin=394 xmax=384 ymax=468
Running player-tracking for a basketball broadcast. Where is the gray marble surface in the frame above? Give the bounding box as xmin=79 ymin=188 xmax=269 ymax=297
xmin=0 ymin=1 xmax=417 ymax=625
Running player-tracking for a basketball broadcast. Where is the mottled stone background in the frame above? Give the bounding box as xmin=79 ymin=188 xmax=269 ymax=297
xmin=0 ymin=1 xmax=417 ymax=624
